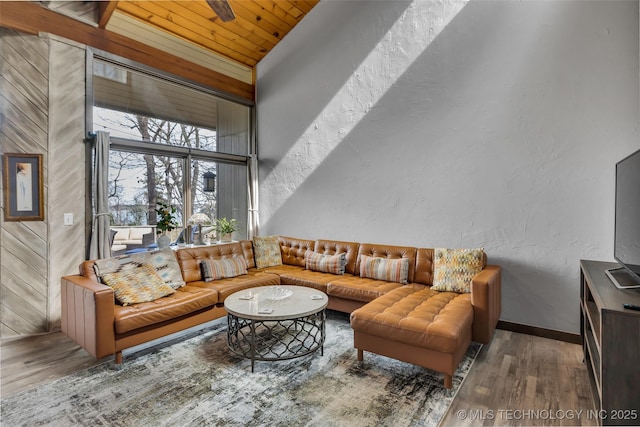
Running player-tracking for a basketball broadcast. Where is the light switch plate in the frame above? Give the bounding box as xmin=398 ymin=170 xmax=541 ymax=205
xmin=63 ymin=213 xmax=73 ymax=226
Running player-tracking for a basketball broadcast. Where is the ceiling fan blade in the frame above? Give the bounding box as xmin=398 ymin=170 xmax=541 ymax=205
xmin=206 ymin=0 xmax=235 ymax=22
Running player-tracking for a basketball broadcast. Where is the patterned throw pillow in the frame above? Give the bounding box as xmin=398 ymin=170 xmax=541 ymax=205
xmin=200 ymin=257 xmax=248 ymax=282
xmin=253 ymin=235 xmax=283 ymax=269
xmin=359 ymin=254 xmax=409 ymax=284
xmin=431 ymin=248 xmax=484 ymax=293
xmin=94 ymin=247 xmax=185 ymax=289
xmin=305 ymin=251 xmax=346 ymax=275
xmin=101 ymin=264 xmax=175 ymax=306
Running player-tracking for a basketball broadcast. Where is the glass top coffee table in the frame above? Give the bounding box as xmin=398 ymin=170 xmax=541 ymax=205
xmin=224 ymin=285 xmax=328 ymax=372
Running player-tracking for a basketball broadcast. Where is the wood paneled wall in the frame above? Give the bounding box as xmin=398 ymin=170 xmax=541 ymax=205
xmin=47 ymin=36 xmax=86 ymax=332
xmin=1 ymin=28 xmax=50 ymax=336
xmin=0 ymin=28 xmax=86 ymax=337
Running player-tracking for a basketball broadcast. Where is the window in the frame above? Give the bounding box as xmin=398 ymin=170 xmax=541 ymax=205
xmin=90 ymin=54 xmax=252 ymax=243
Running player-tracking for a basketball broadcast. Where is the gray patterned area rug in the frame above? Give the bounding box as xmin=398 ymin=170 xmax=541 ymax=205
xmin=1 ymin=311 xmax=480 ymax=427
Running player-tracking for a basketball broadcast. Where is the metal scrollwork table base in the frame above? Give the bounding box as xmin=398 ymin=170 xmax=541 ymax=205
xmin=224 ymin=286 xmax=327 ymax=372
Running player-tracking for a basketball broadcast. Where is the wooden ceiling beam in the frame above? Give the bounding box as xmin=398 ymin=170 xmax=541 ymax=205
xmin=98 ymin=1 xmax=119 ymax=29
xmin=0 ymin=1 xmax=254 ymax=102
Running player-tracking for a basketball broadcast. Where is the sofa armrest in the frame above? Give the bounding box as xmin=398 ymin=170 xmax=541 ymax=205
xmin=61 ymin=275 xmax=116 ymax=359
xmin=470 ymin=265 xmax=502 ymax=344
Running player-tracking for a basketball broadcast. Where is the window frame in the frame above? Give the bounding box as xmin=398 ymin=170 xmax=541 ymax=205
xmin=85 ymin=48 xmax=255 ymax=242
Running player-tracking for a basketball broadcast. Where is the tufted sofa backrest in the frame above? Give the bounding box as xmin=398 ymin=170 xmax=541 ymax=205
xmin=175 ymin=242 xmax=246 ymax=283
xmin=81 ymin=237 xmax=488 ymax=288
xmin=413 ymin=248 xmax=434 ymax=285
xmin=356 ymin=243 xmax=418 ymax=283
xmin=314 ymin=239 xmax=360 ymax=275
xmin=278 ymin=236 xmax=315 ymax=267
xmin=239 ymin=240 xmax=256 ymax=268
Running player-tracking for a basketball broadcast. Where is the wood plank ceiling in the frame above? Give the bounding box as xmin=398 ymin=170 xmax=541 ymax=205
xmin=1 ymin=1 xmax=318 ymax=100
xmin=99 ymin=0 xmax=319 ymax=81
xmin=112 ymin=1 xmax=317 ymax=67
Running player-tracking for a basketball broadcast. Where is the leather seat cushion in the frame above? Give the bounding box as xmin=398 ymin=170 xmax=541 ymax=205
xmin=350 ymin=284 xmax=473 ymax=353
xmin=327 ymin=276 xmax=404 ymax=303
xmin=278 ymin=270 xmax=353 ymax=292
xmin=114 ymin=286 xmax=218 ymax=334
xmin=190 ymin=271 xmax=281 ymax=302
xmin=261 ymin=264 xmax=306 ymax=275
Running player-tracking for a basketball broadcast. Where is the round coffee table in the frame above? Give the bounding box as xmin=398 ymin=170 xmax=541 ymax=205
xmin=224 ymin=285 xmax=328 ymax=371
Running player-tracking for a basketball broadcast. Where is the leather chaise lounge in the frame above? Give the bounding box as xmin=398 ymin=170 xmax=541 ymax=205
xmin=61 ymin=236 xmax=501 ymax=388
xmin=262 ymin=238 xmax=501 ymax=389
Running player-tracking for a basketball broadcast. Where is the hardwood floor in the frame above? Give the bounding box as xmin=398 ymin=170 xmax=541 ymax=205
xmin=1 ymin=326 xmax=596 ymax=426
xmin=442 ymin=329 xmax=597 ymax=426
xmin=1 ymin=331 xmax=107 ymax=397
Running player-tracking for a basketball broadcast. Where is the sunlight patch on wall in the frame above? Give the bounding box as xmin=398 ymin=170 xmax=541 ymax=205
xmin=262 ymin=0 xmax=469 ymax=216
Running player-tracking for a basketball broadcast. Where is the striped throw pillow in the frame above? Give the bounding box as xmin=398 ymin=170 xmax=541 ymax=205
xmin=359 ymin=254 xmax=409 ymax=284
xmin=101 ymin=263 xmax=175 ymax=306
xmin=200 ymin=257 xmax=248 ymax=282
xmin=305 ymin=251 xmax=346 ymax=275
xmin=431 ymin=248 xmax=484 ymax=293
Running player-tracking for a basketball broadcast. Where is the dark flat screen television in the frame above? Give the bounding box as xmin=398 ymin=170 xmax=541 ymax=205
xmin=606 ymin=148 xmax=640 ymax=289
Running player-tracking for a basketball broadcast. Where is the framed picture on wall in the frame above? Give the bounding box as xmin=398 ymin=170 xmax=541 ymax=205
xmin=2 ymin=153 xmax=44 ymax=221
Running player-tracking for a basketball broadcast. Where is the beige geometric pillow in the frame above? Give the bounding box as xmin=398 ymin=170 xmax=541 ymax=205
xmin=252 ymin=235 xmax=283 ymax=269
xmin=431 ymin=248 xmax=484 ymax=293
xmin=94 ymin=247 xmax=185 ymax=289
xmin=101 ymin=263 xmax=175 ymax=306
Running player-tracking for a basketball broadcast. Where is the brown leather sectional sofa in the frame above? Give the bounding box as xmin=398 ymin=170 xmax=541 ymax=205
xmin=61 ymin=236 xmax=501 ymax=388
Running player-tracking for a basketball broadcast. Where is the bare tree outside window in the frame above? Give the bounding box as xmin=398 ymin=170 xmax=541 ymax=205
xmin=92 ymin=57 xmax=250 ymax=243
xmin=95 ymin=108 xmax=218 ymax=229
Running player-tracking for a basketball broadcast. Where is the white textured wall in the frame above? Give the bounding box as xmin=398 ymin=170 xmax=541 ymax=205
xmin=256 ymin=0 xmax=639 ymax=333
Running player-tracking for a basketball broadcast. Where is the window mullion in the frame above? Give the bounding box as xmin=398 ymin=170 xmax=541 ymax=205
xmin=183 ymin=156 xmax=192 ymax=225
xmin=109 ymin=137 xmax=248 ymax=166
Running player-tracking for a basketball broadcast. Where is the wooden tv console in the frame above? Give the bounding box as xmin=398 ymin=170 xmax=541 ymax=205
xmin=580 ymin=260 xmax=640 ymax=425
